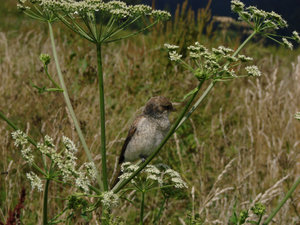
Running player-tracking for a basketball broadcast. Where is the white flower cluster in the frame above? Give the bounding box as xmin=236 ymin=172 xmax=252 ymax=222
xmin=83 ymin=162 xmax=98 ymax=181
xmin=101 ymin=191 xmax=119 ymax=209
xmin=164 ymin=169 xmax=188 ymax=189
xmin=26 ymin=171 xmax=43 ymax=192
xmin=231 ymin=0 xmax=299 ymax=50
xmin=282 ymin=38 xmax=293 ymax=50
xmin=231 ymin=0 xmax=288 ymax=30
xmin=119 ymin=162 xmax=187 ymax=189
xmin=12 ymin=130 xmax=28 ymax=147
xmin=164 ymin=43 xmax=179 ymax=50
xmin=295 ymin=112 xmax=300 ymax=120
xmin=165 ymin=41 xmax=261 ymax=80
xmin=164 ymin=43 xmax=182 ymax=61
xmin=245 ymin=65 xmax=261 ymax=77
xmin=75 ymin=171 xmax=91 ymax=193
xmin=12 ymin=130 xmax=34 ymax=165
xmin=18 ymin=0 xmax=171 ymax=21
xmin=170 ymin=42 xmax=253 ymax=79
xmin=11 ymin=130 xmax=97 ymax=193
xmin=292 ymin=31 xmax=300 ymax=43
xmin=169 ymin=51 xmax=182 ymax=62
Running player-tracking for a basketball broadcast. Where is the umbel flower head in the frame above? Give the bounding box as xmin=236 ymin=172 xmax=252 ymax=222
xmin=18 ymin=0 xmax=171 ymax=43
xmin=11 ymin=131 xmax=97 ymax=194
xmin=165 ymin=42 xmax=259 ymax=81
xmin=231 ymin=0 xmax=299 ymax=50
xmin=119 ymin=162 xmax=187 ymax=189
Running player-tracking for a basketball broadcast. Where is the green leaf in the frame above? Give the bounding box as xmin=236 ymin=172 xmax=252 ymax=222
xmin=182 ymin=87 xmax=199 ymax=101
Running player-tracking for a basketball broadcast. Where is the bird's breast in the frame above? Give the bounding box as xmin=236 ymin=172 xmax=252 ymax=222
xmin=124 ymin=117 xmax=170 ymax=162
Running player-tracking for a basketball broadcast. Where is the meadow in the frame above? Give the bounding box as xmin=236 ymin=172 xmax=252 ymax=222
xmin=0 ymin=0 xmax=300 ymax=224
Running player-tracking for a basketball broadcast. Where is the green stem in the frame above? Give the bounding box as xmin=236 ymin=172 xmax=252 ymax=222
xmin=96 ymin=43 xmax=108 ymax=191
xmin=263 ymin=176 xmax=300 ymax=225
xmin=140 ymin=190 xmax=145 ymax=225
xmin=104 ymin=20 xmax=158 ymax=43
xmin=47 ymin=22 xmax=103 ymax=190
xmin=176 ymin=81 xmax=215 ymax=130
xmin=43 ymin=178 xmax=50 ymax=225
xmin=257 ymin=214 xmax=263 ymax=225
xmin=44 ymin=65 xmax=61 ymax=89
xmin=154 ymin=197 xmax=167 ymax=225
xmin=232 ymin=30 xmax=257 ymax=57
xmin=0 ymin=111 xmax=37 ymax=146
xmin=113 ymin=80 xmax=205 ymax=193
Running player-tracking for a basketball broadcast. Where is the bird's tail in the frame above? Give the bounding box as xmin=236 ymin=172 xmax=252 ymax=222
xmin=110 ymin=163 xmax=123 ymax=189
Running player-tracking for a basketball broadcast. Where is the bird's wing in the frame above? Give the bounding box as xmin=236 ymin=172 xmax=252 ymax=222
xmin=118 ymin=115 xmax=143 ymax=164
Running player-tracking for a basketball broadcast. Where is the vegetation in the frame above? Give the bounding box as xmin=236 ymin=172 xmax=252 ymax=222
xmin=0 ymin=0 xmax=299 ymax=224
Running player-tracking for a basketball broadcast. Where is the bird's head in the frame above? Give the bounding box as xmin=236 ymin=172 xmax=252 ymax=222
xmin=143 ymin=96 xmax=175 ymax=118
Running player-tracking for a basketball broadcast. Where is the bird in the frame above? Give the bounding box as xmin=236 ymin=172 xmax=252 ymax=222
xmin=111 ymin=96 xmax=175 ymax=188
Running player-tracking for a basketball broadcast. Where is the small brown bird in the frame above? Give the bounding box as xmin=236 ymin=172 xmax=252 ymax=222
xmin=111 ymin=96 xmax=175 ymax=187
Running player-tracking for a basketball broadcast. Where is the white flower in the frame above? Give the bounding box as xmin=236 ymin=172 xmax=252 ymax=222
xmin=101 ymin=191 xmax=119 ymax=208
xmin=164 ymin=168 xmax=188 ymax=189
xmin=190 ymin=52 xmax=201 ymax=59
xmin=218 ymin=46 xmax=234 ymax=54
xmin=292 ymin=31 xmax=300 ymax=43
xmin=145 ymin=165 xmax=160 ymax=175
xmin=26 ymin=172 xmax=43 ymax=192
xmin=62 ymin=136 xmax=78 ymax=153
xmin=75 ymin=171 xmax=90 ymax=193
xmin=37 ymin=142 xmax=55 ymax=155
xmin=151 ymin=9 xmax=171 ymax=20
xmin=238 ymin=54 xmax=253 ymax=62
xmin=295 ymin=112 xmax=300 ymax=120
xmin=169 ymin=51 xmax=182 ymax=62
xmin=120 ymin=162 xmax=133 ymax=172
xmin=245 ymin=65 xmax=261 ymax=77
xmin=145 ymin=165 xmax=163 ymax=184
xmin=171 ymin=177 xmax=188 ymax=189
xmin=165 ymin=169 xmax=180 ymax=177
xmin=282 ymin=38 xmax=293 ymax=50
xmin=44 ymin=135 xmax=55 ymax=148
xmin=164 ymin=43 xmax=179 ymax=50
xmin=11 ymin=130 xmax=28 ymax=147
xmin=21 ymin=146 xmax=34 ymax=165
xmin=83 ymin=162 xmax=97 ymax=181
xmin=188 ymin=42 xmax=207 ymax=52
xmin=231 ymin=0 xmax=244 ymax=12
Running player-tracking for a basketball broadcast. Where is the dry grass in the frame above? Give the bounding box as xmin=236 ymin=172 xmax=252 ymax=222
xmin=0 ymin=4 xmax=300 ymax=225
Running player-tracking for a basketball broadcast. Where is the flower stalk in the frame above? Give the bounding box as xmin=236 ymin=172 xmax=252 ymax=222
xmin=43 ymin=178 xmax=50 ymax=225
xmin=140 ymin=190 xmax=145 ymax=225
xmin=48 ymin=21 xmax=103 ymax=190
xmin=96 ymin=43 xmax=108 ymax=191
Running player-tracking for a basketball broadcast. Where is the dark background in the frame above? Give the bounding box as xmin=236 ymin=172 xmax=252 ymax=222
xmin=142 ymin=0 xmax=300 ymax=33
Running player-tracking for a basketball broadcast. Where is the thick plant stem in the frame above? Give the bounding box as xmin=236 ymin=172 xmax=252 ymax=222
xmin=113 ymin=80 xmax=205 ymax=193
xmin=48 ymin=22 xmax=103 ymax=190
xmin=140 ymin=190 xmax=145 ymax=225
xmin=232 ymin=30 xmax=257 ymax=57
xmin=96 ymin=43 xmax=108 ymax=191
xmin=176 ymin=81 xmax=215 ymax=129
xmin=43 ymin=178 xmax=50 ymax=225
xmin=263 ymin=176 xmax=300 ymax=225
